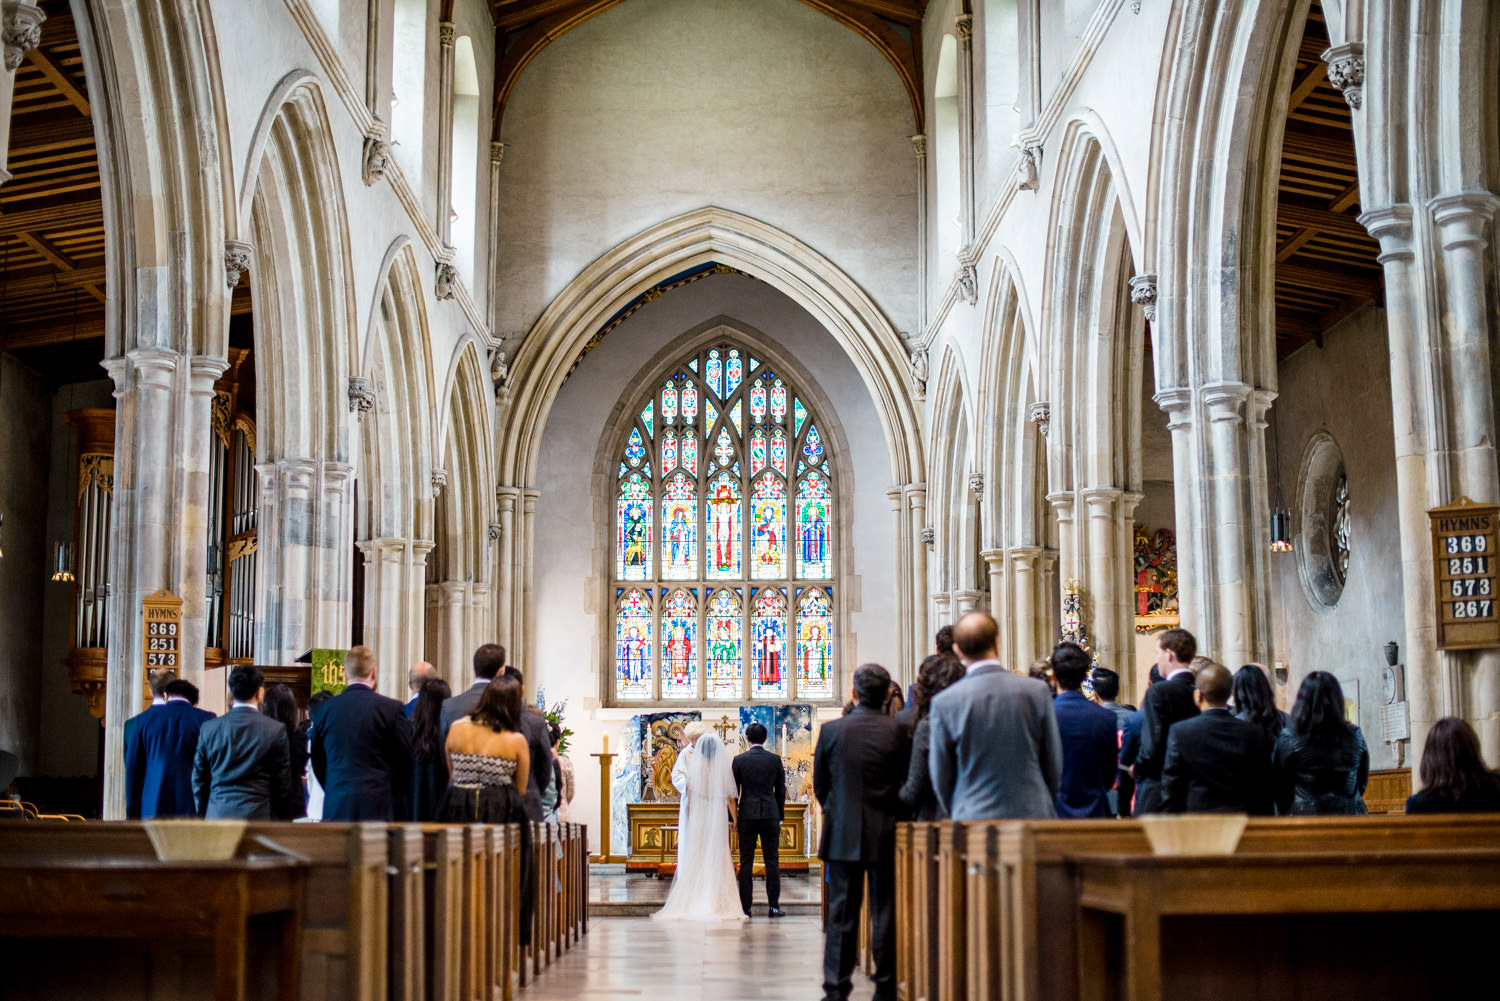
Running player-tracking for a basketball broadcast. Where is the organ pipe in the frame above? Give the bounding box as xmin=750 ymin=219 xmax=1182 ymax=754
xmin=63 ymin=409 xmax=116 ymax=719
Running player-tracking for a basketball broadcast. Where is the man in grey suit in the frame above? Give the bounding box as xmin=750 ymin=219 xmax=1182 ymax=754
xmin=193 ymin=665 xmax=298 ymax=820
xmin=441 ymin=645 xmax=552 ymax=822
xmin=928 ymin=611 xmax=1062 ymax=820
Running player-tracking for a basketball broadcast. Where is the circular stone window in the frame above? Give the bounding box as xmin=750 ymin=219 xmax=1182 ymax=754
xmin=1296 ymin=433 xmax=1350 ymax=609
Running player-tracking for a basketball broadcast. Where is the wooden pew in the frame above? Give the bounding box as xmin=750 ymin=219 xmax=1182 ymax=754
xmin=387 ymin=825 xmax=426 ymax=1001
xmin=945 ymin=815 xmax=1500 ymax=1001
xmin=419 ymin=825 xmax=464 ymax=1001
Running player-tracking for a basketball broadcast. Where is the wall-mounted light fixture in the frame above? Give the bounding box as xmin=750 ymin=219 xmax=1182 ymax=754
xmin=51 ymin=540 xmax=74 ymax=582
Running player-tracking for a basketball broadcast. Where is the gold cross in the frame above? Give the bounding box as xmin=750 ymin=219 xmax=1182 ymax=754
xmin=712 ymin=714 xmax=735 ymax=743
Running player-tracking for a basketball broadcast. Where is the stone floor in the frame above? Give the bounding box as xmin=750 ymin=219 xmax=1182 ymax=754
xmin=524 ymin=915 xmax=873 ymax=1001
xmin=590 ymin=863 xmax=822 ymax=916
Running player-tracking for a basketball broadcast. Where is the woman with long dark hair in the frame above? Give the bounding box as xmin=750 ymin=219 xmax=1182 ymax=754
xmin=1232 ymin=664 xmax=1287 ymax=746
xmin=1405 ymin=717 xmax=1500 ymax=813
xmin=898 ymin=653 xmax=965 ymax=819
xmin=1272 ymin=671 xmax=1370 ymax=815
xmin=408 ymin=677 xmax=451 ymax=821
xmin=262 ymin=683 xmax=306 ymax=819
xmin=441 ymin=676 xmax=534 ymax=943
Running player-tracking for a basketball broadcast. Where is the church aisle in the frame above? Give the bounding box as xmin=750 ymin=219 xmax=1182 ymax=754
xmin=523 ymin=916 xmax=871 ymax=1000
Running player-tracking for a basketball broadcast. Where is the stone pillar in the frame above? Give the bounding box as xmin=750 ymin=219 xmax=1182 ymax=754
xmin=1009 ymin=547 xmax=1043 ymax=666
xmin=911 ymin=136 xmax=927 ymax=325
xmin=905 ymin=484 xmax=928 ymax=672
xmin=357 ymin=538 xmax=420 ymax=697
xmin=932 ymin=592 xmax=952 ymax=633
xmin=468 ymin=581 xmax=492 ymax=659
xmin=496 ymin=486 xmax=519 ymax=651
xmin=954 ymin=12 xmax=977 ymax=245
xmin=952 ymin=589 xmax=983 ymax=617
xmin=981 ymin=547 xmax=1008 ymax=660
xmin=436 ymin=21 xmax=455 ymax=244
xmin=1156 ymin=388 xmax=1201 ymax=635
xmin=254 ymin=458 xmax=355 ymax=665
xmin=485 ymin=141 xmax=506 ymax=332
xmin=1079 ymin=486 xmax=1141 ymax=673
xmin=0 ymin=1 xmax=45 ymax=186
xmin=520 ymin=490 xmax=539 ymax=682
xmin=427 ymin=579 xmax=466 ymax=682
xmin=100 ymin=349 xmax=227 ymax=818
xmin=1046 ymin=492 xmax=1078 ymax=591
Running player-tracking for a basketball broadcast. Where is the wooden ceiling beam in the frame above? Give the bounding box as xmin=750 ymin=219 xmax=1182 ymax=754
xmin=1275 ymin=201 xmax=1370 ymax=239
xmin=0 ymin=262 xmax=105 ymax=296
xmin=7 ymin=114 xmax=94 ymax=154
xmin=1285 ymin=61 xmax=1327 ymax=114
xmin=1276 ymin=261 xmax=1381 ymax=299
xmin=14 ymin=231 xmax=105 ymax=303
xmin=0 ymin=196 xmax=102 ymax=236
xmin=23 ymin=47 xmax=89 ymax=117
xmin=0 ymin=312 xmax=106 ymax=350
xmin=494 ymin=0 xmax=597 ymax=32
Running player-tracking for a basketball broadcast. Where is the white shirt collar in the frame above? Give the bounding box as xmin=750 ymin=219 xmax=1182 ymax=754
xmin=165 ymin=696 xmax=191 ymax=705
xmin=231 ymin=701 xmax=259 ymax=711
xmin=1166 ymin=666 xmax=1194 ymax=681
xmin=964 ymin=658 xmax=1001 ymax=675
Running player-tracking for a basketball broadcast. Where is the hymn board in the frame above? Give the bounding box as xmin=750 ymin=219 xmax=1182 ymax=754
xmin=1429 ymin=498 xmax=1500 ymax=650
xmin=141 ymin=589 xmax=183 ymax=708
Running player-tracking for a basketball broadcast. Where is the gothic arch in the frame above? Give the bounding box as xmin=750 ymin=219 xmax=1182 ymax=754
xmin=500 ymin=207 xmax=921 ymax=488
xmin=976 ymin=250 xmax=1044 ymax=549
xmin=927 ymin=344 xmax=982 ymax=616
xmin=435 ymin=339 xmax=495 ymax=585
xmin=244 ymin=76 xmax=358 ymax=463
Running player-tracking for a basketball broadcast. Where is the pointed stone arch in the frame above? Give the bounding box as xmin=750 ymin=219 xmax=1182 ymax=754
xmin=926 ymin=343 xmax=982 ymax=622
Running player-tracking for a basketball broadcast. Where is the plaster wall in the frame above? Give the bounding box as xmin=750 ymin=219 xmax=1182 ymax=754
xmin=493 ymin=0 xmax=918 ymax=340
xmin=530 ymin=273 xmax=897 ymax=852
xmin=1269 ymin=305 xmax=1404 ymax=769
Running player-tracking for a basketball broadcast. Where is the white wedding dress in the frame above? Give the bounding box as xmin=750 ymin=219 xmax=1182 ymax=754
xmin=652 ymin=733 xmax=747 ymax=922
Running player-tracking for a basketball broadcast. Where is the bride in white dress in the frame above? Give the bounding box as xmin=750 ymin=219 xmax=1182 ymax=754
xmin=652 ymin=726 xmax=747 ymax=922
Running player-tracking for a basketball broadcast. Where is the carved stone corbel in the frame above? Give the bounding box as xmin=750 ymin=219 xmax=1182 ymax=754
xmin=1013 ymin=136 xmax=1041 ymax=192
xmin=224 ymin=241 xmax=252 ymax=290
xmin=362 ymin=134 xmax=391 ymax=185
xmin=1129 ymin=274 xmax=1159 ymax=323
xmin=957 ymin=261 xmax=978 ymax=305
xmin=491 ymin=141 xmax=507 ymax=166
xmin=1028 ymin=402 xmax=1051 ymax=437
xmin=435 ymin=262 xmax=458 ymax=301
xmin=348 ymin=377 xmax=375 ymax=420
xmin=1321 ymin=43 xmax=1365 ymax=110
xmin=488 ymin=522 xmax=502 ymax=542
xmin=910 ymin=134 xmax=927 ymax=160
xmin=909 ymin=346 xmax=928 ymax=398
xmin=431 ymin=469 xmax=448 ymax=499
xmin=1129 ymin=0 xmax=1142 ymax=13
xmin=2 ymin=2 xmax=46 ymax=73
xmin=920 ymin=527 xmax=935 ymax=548
xmin=969 ymin=474 xmax=985 ymax=500
xmin=954 ymin=13 xmax=972 ymax=43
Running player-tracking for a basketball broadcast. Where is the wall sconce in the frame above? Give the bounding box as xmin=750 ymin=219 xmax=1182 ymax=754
xmin=1270 ymin=509 xmax=1293 ymax=552
xmin=51 ymin=541 xmax=74 ymax=582
xmin=449 ymin=206 xmax=459 ymax=224
xmin=390 ymin=90 xmax=399 ymax=109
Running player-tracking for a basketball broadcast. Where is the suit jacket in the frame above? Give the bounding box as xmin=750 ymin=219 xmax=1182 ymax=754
xmin=814 ymin=706 xmax=909 ymax=862
xmin=928 ymin=663 xmax=1062 ymax=821
xmin=1052 ymin=690 xmax=1120 ymax=819
xmin=1161 ymin=707 xmax=1274 ymax=815
xmin=441 ymin=681 xmax=553 ymax=821
xmin=192 ymin=705 xmax=298 ymax=820
xmin=404 ymin=694 xmax=420 ymax=718
xmin=125 ymin=700 xmax=216 ymax=819
xmin=732 ymin=745 xmax=786 ymax=824
xmin=312 ymin=683 xmax=414 ymax=821
xmin=1135 ymin=671 xmax=1200 ymax=783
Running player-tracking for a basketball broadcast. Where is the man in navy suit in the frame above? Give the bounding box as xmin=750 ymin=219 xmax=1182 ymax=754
xmin=1049 ymin=643 xmax=1119 ymax=818
xmin=312 ymin=645 xmax=414 ymax=821
xmin=125 ymin=677 xmax=215 ymax=819
xmin=193 ymin=665 xmax=298 ymax=820
xmin=1162 ymin=663 xmax=1275 ymax=815
xmin=403 ymin=661 xmax=437 ymax=717
xmin=732 ymin=722 xmax=787 ymax=917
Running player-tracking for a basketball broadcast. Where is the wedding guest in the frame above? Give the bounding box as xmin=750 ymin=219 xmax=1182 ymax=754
xmin=1051 ymin=643 xmax=1119 ymax=819
xmin=262 ymin=683 xmax=307 ymax=819
xmin=898 ymin=653 xmax=964 ymax=820
xmin=898 ymin=627 xmax=957 ymax=728
xmin=935 ymin=624 xmax=955 ymax=659
xmin=507 ymin=665 xmax=555 ymax=822
xmin=1405 ymin=717 xmax=1500 ymax=813
xmin=312 ymin=645 xmax=414 ymax=821
xmin=1133 ymin=629 xmax=1200 ymax=814
xmin=552 ymin=722 xmax=576 ymax=822
xmin=302 ymin=690 xmax=333 ymax=819
xmin=1088 ymin=667 xmax=1135 ymax=817
xmin=883 ymin=682 xmax=905 ymax=717
xmin=1118 ymin=666 xmax=1163 ymax=815
xmin=409 ymin=678 xmax=452 ymax=821
xmin=815 ymin=663 xmax=909 ymax=1001
xmin=1161 ymin=663 xmax=1274 ymax=814
xmin=929 ymin=612 xmax=1061 ymax=820
xmin=1027 ymin=659 xmax=1057 ymax=695
xmin=404 ymin=661 xmax=437 ymax=717
xmin=1273 ymin=671 xmax=1369 ymax=815
xmin=1232 ymin=664 xmax=1288 ymax=746
xmin=193 ymin=666 xmax=298 ymax=820
xmin=124 ymin=677 xmax=214 ymax=819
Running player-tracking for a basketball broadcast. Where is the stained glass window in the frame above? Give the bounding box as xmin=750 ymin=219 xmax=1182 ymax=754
xmin=611 ymin=342 xmax=839 ymax=702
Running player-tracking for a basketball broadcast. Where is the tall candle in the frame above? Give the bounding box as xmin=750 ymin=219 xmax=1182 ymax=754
xmin=603 ymin=732 xmax=609 ymax=754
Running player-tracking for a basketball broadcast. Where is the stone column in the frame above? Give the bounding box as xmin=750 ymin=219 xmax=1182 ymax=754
xmin=1202 ymin=382 xmax=1258 ymax=671
xmin=358 ymin=538 xmax=409 ymax=696
xmin=954 ymin=12 xmax=977 ymax=245
xmin=520 ymin=490 xmax=539 ymax=681
xmin=910 ymin=136 xmax=927 ymax=326
xmin=1156 ymin=387 xmax=1201 ymax=635
xmin=1046 ymin=492 xmax=1078 ymax=591
xmin=980 ymin=547 xmax=1008 ymax=659
xmin=428 ymin=579 xmax=466 ymax=681
xmin=905 ymin=484 xmax=928 ymax=672
xmin=1009 ymin=547 xmax=1043 ymax=667
xmin=468 ymin=581 xmax=492 ymax=660
xmin=1080 ymin=486 xmax=1140 ymax=673
xmin=485 ymin=141 xmax=506 ymax=332
xmin=100 ymin=349 xmax=227 ymax=818
xmin=435 ymin=21 xmax=455 ymax=244
xmin=496 ymin=486 xmax=519 ymax=651
xmin=952 ymin=589 xmax=984 ymax=616
xmin=0 ymin=1 xmax=45 ymax=186
xmin=886 ymin=488 xmax=912 ymax=683
xmin=932 ymin=592 xmax=952 ymax=633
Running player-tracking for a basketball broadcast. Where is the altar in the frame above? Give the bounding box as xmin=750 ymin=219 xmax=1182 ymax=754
xmin=625 ymin=802 xmax=812 ymax=874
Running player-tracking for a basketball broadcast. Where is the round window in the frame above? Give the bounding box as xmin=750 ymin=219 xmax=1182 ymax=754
xmin=1296 ymin=433 xmax=1349 ymax=609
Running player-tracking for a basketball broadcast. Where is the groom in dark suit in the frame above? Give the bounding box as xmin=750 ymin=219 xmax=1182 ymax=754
xmin=732 ymin=722 xmax=786 ymax=918
xmin=814 ymin=663 xmax=910 ymax=1001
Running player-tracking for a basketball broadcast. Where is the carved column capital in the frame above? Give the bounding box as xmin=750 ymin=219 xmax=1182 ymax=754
xmin=910 ymin=133 xmax=927 ymax=160
xmin=920 ymin=527 xmax=935 ymax=548
xmin=1129 ymin=273 xmax=1158 ymax=322
xmin=348 ymin=376 xmax=375 ymax=420
xmin=1153 ymin=386 xmax=1194 ymax=431
xmin=435 ymin=262 xmax=458 ymax=300
xmin=1321 ymin=43 xmax=1365 ymax=110
xmin=954 ymin=13 xmax=973 ymax=43
xmin=490 ymin=141 xmax=508 ymax=165
xmin=968 ymin=473 xmax=985 ymax=500
xmin=438 ymin=20 xmax=455 ymax=46
xmin=1431 ymin=192 xmax=1500 ymax=252
xmin=957 ymin=261 xmax=978 ymax=305
xmin=1203 ymin=381 xmax=1253 ymax=424
xmin=431 ymin=469 xmax=448 ymax=499
xmin=2 ymin=2 xmax=46 ymax=73
xmin=1028 ymin=402 xmax=1051 ymax=436
xmin=224 ymin=241 xmax=253 ymax=290
xmin=1357 ymin=204 xmax=1416 ymax=263
xmin=488 ymin=521 xmax=502 ymax=542
xmin=909 ymin=346 xmax=928 ymax=398
xmin=1129 ymin=0 xmax=1142 ymax=13
xmin=362 ymin=134 xmax=391 ymax=185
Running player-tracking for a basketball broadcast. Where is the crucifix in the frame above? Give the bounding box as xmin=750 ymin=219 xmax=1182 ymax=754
xmin=712 ymin=714 xmax=735 ymax=743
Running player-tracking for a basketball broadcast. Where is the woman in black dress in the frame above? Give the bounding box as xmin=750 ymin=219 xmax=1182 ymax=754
xmin=408 ymin=678 xmax=451 ymax=821
xmin=262 ymin=683 xmax=307 ymax=819
xmin=898 ymin=653 xmax=965 ymax=820
xmin=1273 ymin=671 xmax=1370 ymax=815
xmin=1405 ymin=717 xmax=1500 ymax=813
xmin=441 ymin=676 xmax=534 ymax=944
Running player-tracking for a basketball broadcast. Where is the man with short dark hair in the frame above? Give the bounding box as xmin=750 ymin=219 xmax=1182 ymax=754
xmin=193 ymin=665 xmax=297 ymax=819
xmin=1050 ymin=644 xmax=1119 ymax=818
xmin=125 ymin=676 xmax=215 ymax=818
xmin=440 ymin=643 xmax=505 ymax=733
xmin=732 ymin=721 xmax=786 ymax=917
xmin=1133 ymin=628 xmax=1201 ymax=814
xmin=404 ymin=661 xmax=437 ymax=717
xmin=312 ymin=645 xmax=414 ymax=821
xmin=1161 ymin=662 xmax=1275 ymax=814
xmin=440 ymin=651 xmax=552 ymax=821
xmin=1088 ymin=667 xmax=1135 ymax=816
xmin=928 ymin=611 xmax=1061 ymax=821
xmin=815 ymin=663 xmax=908 ymax=1001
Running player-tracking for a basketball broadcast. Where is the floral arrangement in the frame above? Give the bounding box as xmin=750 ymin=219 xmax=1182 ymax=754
xmin=534 ymin=688 xmax=573 ymax=754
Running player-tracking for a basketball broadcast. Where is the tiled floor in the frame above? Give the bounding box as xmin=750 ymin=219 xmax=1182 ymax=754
xmin=590 ymin=863 xmax=821 ymax=906
xmin=525 ymin=916 xmax=874 ymax=1001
